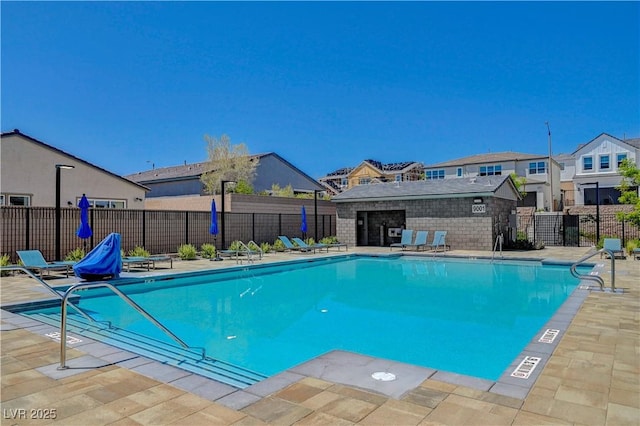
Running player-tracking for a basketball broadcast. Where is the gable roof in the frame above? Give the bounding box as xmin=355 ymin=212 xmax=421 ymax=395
xmin=125 ymin=152 xmax=323 ymax=190
xmin=0 ymin=129 xmax=149 ymax=191
xmin=332 ymin=175 xmax=518 ymax=202
xmin=323 ymin=159 xmax=423 ymax=178
xmin=425 ymin=151 xmax=548 ymax=169
xmin=571 ymin=133 xmax=640 ymax=155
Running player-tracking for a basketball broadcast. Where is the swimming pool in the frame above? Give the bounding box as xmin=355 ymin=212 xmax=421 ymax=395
xmin=15 ymin=254 xmax=587 ymax=385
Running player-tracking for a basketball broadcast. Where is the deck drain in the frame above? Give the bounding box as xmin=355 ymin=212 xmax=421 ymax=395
xmin=371 ymin=371 xmax=396 ymax=381
xmin=538 ymin=329 xmax=560 ymax=344
xmin=510 ymin=356 xmax=541 ymax=379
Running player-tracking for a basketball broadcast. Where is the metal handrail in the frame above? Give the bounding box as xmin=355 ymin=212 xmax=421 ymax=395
xmin=0 ymin=266 xmax=95 ymax=323
xmin=491 ymin=234 xmax=504 ymax=261
xmin=247 ymin=241 xmax=263 ymax=259
xmin=570 ymin=248 xmax=615 ymax=292
xmin=59 ymin=282 xmax=205 ymax=369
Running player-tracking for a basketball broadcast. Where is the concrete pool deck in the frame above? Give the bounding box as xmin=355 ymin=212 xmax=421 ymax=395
xmin=1 ymin=246 xmax=638 ymax=425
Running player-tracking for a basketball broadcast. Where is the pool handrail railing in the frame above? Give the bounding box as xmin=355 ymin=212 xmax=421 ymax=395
xmin=59 ymin=281 xmax=206 ymax=370
xmin=0 ymin=265 xmax=94 ymax=323
xmin=570 ymin=248 xmax=615 ymax=292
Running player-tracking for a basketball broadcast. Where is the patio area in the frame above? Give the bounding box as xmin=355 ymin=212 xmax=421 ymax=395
xmin=1 ymin=246 xmax=638 ymax=425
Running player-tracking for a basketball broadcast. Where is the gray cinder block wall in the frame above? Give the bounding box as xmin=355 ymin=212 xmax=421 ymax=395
xmin=336 ymin=196 xmax=516 ymax=251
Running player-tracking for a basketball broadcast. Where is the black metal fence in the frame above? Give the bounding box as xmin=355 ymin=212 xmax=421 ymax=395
xmin=518 ymin=213 xmax=640 ymax=247
xmin=1 ymin=207 xmax=336 ymax=262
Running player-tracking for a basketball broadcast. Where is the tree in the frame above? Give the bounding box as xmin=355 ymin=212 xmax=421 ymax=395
xmin=510 ymin=173 xmax=527 ymax=206
xmin=200 ymin=134 xmax=258 ymax=195
xmin=616 ymin=159 xmax=640 ymax=226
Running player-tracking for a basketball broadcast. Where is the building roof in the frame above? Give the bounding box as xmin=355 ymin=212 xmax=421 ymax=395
xmin=125 ymin=152 xmax=324 ymax=191
xmin=571 ymin=133 xmax=640 ymax=155
xmin=0 ymin=129 xmax=149 ymax=191
xmin=425 ymin=151 xmax=548 ymax=169
xmin=332 ymin=175 xmax=517 ymax=202
xmin=323 ymin=159 xmax=422 ymax=178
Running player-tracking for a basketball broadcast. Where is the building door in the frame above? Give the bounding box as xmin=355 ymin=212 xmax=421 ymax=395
xmin=356 ymin=212 xmax=368 ymax=246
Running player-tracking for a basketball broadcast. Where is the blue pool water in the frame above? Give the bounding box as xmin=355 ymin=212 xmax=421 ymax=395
xmin=27 ymin=256 xmax=584 ymax=381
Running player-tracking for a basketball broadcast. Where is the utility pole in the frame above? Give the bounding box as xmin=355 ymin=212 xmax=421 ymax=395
xmin=546 ymin=122 xmax=554 ymax=211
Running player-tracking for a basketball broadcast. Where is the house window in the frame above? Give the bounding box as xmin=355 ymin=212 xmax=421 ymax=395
xmin=479 ymin=166 xmax=487 ymax=176
xmin=456 ymin=167 xmax=463 ymax=177
xmin=583 ymin=156 xmax=593 ymax=171
xmin=341 ymin=177 xmax=347 ymax=187
xmin=395 ymin=174 xmax=402 ymax=182
xmin=600 ymin=155 xmax=610 ymax=170
xmin=425 ymin=170 xmax=445 ymax=180
xmin=88 ymin=198 xmax=126 ymax=209
xmin=559 ymin=162 xmax=565 ymax=171
xmin=2 ymin=194 xmax=31 ymax=206
xmin=529 ymin=162 xmax=546 ymax=174
xmin=480 ymin=164 xmax=501 ymax=176
xmin=617 ymin=153 xmax=627 ymax=167
xmin=359 ymin=177 xmax=371 ymax=185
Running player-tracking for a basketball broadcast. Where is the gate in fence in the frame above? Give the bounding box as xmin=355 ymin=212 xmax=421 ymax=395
xmin=517 ymin=212 xmax=640 ymax=247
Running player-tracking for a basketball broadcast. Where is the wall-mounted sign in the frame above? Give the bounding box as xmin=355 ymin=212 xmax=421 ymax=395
xmin=471 ymin=204 xmax=486 ymax=214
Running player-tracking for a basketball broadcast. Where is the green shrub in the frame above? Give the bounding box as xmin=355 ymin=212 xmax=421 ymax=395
xmin=625 ymin=239 xmax=639 ymax=255
xmin=177 ymin=244 xmax=197 ymax=260
xmin=65 ymin=247 xmax=85 ymax=261
xmin=200 ymin=243 xmax=216 ymax=259
xmin=247 ymin=241 xmax=260 ymax=252
xmin=260 ymin=242 xmax=271 ymax=253
xmin=128 ymin=246 xmax=150 ymax=257
xmin=229 ymin=240 xmax=243 ymax=251
xmin=272 ymin=239 xmax=286 ymax=252
xmin=0 ymin=254 xmax=11 ymax=276
xmin=320 ymin=236 xmax=339 ymax=244
xmin=304 ymin=237 xmax=316 ymax=245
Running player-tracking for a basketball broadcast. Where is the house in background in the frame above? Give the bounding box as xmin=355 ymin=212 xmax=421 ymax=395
xmin=319 ymin=159 xmax=424 ymax=194
xmin=125 ymin=152 xmax=325 ymax=202
xmin=0 ymin=130 xmax=147 ymax=208
xmin=557 ymin=133 xmax=640 ymax=207
xmin=423 ymin=152 xmax=561 ymax=211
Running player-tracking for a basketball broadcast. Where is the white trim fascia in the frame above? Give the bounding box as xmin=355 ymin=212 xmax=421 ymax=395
xmin=332 ymin=191 xmax=497 ymax=203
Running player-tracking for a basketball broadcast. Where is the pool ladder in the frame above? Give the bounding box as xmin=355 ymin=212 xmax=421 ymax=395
xmin=570 ymin=248 xmax=616 ymax=292
xmin=58 ymin=281 xmax=207 ymax=369
xmin=491 ymin=234 xmax=504 ymax=260
xmin=0 ymin=267 xmax=208 ymax=370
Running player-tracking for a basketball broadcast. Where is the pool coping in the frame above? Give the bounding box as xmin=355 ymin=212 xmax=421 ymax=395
xmin=0 ymin=253 xmax=607 ymax=408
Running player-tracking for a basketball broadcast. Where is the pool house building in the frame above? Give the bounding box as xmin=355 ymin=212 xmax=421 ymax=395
xmin=332 ymin=175 xmax=520 ymax=250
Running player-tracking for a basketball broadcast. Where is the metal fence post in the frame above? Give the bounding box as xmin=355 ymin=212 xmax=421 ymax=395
xmin=142 ymin=210 xmax=146 ymax=249
xmin=25 ymin=207 xmax=31 ymax=250
xmin=185 ymin=211 xmax=189 ymax=245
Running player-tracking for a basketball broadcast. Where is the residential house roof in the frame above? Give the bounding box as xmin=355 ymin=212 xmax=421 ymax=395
xmin=125 ymin=152 xmax=324 ymax=191
xmin=332 ymin=174 xmax=517 ymax=202
xmin=323 ymin=159 xmax=423 ymax=178
xmin=424 ymin=152 xmax=549 ymax=169
xmin=571 ymin=133 xmax=640 ymax=155
xmin=0 ymin=129 xmax=149 ymax=191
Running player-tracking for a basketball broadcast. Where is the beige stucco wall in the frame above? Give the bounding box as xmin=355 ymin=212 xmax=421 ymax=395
xmin=144 ymin=193 xmax=336 ymax=215
xmin=1 ymin=134 xmax=146 ymax=207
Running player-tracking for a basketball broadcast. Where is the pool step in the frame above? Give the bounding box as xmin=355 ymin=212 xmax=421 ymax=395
xmin=26 ymin=311 xmax=267 ymax=388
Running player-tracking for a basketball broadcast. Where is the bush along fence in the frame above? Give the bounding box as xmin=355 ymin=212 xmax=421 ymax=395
xmin=517 ymin=212 xmax=640 ymax=248
xmin=1 ymin=207 xmax=336 ymax=262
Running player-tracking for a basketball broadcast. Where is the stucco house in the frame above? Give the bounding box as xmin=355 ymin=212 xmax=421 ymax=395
xmin=0 ymin=130 xmax=147 ymax=208
xmin=125 ymin=153 xmax=324 ymax=199
xmin=423 ymin=152 xmax=561 ymax=212
xmin=556 ymin=133 xmax=640 ymax=207
xmin=332 ymin=175 xmax=520 ymax=250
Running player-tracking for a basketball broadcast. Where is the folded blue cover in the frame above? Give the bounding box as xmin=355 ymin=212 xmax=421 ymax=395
xmin=73 ymin=233 xmax=122 ymax=280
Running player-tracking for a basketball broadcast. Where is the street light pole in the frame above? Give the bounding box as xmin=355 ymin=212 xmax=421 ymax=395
xmin=583 ymin=182 xmax=600 ymax=243
xmin=220 ymin=180 xmax=235 ymax=250
xmin=546 ymin=122 xmax=554 ymax=211
xmin=55 ymin=164 xmax=75 ymax=261
xmin=314 ymin=190 xmax=322 ymax=243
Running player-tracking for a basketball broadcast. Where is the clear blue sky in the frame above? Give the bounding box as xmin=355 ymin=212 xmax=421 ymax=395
xmin=2 ymin=2 xmax=638 ymax=180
